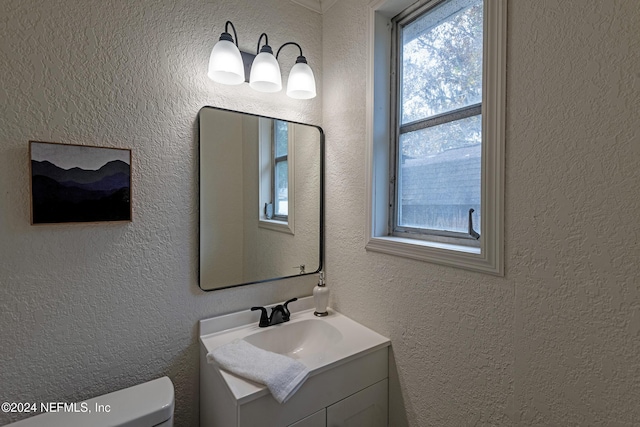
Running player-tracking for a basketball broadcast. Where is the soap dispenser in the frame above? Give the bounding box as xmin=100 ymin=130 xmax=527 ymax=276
xmin=313 ymin=271 xmax=329 ymax=317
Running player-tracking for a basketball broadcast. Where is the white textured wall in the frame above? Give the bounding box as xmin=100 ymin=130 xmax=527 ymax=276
xmin=0 ymin=0 xmax=321 ymax=425
xmin=323 ymin=0 xmax=639 ymax=426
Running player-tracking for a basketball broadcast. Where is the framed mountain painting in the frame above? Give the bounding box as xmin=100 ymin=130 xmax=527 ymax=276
xmin=29 ymin=141 xmax=132 ymax=224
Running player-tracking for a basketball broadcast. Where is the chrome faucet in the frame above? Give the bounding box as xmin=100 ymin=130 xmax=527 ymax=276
xmin=251 ymin=298 xmax=297 ymax=328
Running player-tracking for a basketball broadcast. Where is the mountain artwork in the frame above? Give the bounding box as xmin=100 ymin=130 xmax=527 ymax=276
xmin=29 ymin=141 xmax=131 ymax=224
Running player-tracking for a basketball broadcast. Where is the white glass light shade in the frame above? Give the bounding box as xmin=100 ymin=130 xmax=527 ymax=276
xmin=207 ymin=39 xmax=245 ymax=85
xmin=286 ymin=62 xmax=316 ymax=99
xmin=249 ymin=52 xmax=282 ymax=93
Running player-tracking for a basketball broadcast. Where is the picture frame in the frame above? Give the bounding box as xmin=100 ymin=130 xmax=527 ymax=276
xmin=29 ymin=141 xmax=132 ymax=224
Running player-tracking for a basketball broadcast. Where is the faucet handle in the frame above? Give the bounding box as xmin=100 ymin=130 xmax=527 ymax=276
xmin=282 ymin=298 xmax=298 ymax=321
xmin=251 ymin=307 xmax=270 ymax=328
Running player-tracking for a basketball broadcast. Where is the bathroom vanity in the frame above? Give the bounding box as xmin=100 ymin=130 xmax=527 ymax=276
xmin=199 ymin=297 xmax=390 ymax=426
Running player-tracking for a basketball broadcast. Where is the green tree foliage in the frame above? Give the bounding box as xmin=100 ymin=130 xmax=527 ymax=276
xmin=400 ymin=0 xmax=483 ymax=158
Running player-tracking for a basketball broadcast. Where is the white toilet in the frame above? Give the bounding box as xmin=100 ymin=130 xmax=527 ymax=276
xmin=6 ymin=377 xmax=174 ymax=427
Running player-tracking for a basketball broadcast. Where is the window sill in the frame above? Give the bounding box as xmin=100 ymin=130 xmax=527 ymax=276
xmin=258 ymin=218 xmax=294 ymax=235
xmin=365 ymin=235 xmax=501 ymax=275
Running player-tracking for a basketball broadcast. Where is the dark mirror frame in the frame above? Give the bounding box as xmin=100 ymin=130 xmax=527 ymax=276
xmin=197 ymin=106 xmax=324 ymax=291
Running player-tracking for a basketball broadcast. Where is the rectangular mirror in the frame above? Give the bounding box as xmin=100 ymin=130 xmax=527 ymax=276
xmin=199 ymin=107 xmax=324 ymax=290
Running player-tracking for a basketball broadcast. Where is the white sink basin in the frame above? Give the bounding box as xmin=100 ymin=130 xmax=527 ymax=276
xmin=199 ymin=296 xmax=390 ymax=403
xmin=243 ymin=318 xmax=343 ymax=359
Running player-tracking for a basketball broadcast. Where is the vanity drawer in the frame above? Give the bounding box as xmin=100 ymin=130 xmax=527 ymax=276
xmin=327 ymin=379 xmax=388 ymax=427
xmin=288 ymin=409 xmax=326 ymax=427
xmin=238 ymin=348 xmax=388 ymax=427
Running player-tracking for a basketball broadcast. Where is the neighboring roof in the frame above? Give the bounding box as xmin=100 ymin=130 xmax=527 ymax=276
xmin=400 ymin=144 xmax=480 ymax=206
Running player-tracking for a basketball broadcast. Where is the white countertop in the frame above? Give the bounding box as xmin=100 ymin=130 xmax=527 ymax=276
xmin=199 ymin=297 xmax=390 ymax=404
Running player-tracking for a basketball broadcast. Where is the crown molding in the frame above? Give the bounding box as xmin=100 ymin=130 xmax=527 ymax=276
xmin=290 ymin=0 xmax=339 ymax=14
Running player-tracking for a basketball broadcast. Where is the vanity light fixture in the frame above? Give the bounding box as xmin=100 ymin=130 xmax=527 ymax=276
xmin=207 ymin=21 xmax=317 ymax=99
xmin=207 ymin=21 xmax=245 ymax=85
xmin=249 ymin=33 xmax=282 ymax=93
xmin=277 ymin=42 xmax=317 ymax=100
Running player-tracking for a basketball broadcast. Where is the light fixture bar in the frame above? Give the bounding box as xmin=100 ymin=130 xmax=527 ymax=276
xmin=240 ymin=51 xmax=255 ymax=82
xmin=275 ymin=42 xmax=304 ymax=59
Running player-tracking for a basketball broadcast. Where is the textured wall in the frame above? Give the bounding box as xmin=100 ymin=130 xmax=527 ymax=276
xmin=323 ymin=0 xmax=639 ymax=426
xmin=0 ymin=0 xmax=321 ymax=425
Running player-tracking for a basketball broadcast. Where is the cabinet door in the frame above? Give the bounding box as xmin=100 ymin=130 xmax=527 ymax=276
xmin=326 ymin=379 xmax=388 ymax=427
xmin=288 ymin=408 xmax=326 ymax=427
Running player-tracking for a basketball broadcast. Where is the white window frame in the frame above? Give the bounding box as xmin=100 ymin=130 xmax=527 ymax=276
xmin=365 ymin=0 xmax=505 ymax=275
xmin=258 ymin=118 xmax=296 ymax=235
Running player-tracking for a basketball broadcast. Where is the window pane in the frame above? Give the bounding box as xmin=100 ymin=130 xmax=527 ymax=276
xmin=275 ymin=120 xmax=288 ymax=157
xmin=397 ymin=115 xmax=481 ymax=233
xmin=275 ymin=161 xmax=288 ymax=216
xmin=401 ymin=0 xmax=483 ymax=124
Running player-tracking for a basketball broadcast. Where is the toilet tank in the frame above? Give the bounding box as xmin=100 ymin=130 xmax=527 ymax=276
xmin=6 ymin=377 xmax=174 ymax=427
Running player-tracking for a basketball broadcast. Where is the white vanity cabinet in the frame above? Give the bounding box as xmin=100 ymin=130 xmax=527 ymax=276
xmin=199 ymin=298 xmax=391 ymax=427
xmin=200 ymin=345 xmax=388 ymax=427
xmin=287 ymin=378 xmax=387 ymax=427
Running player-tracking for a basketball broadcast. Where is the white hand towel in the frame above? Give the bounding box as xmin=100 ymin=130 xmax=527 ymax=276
xmin=207 ymin=339 xmax=309 ymax=404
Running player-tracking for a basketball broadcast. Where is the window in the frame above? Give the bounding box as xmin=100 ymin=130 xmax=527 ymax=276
xmin=272 ymin=119 xmax=289 ymax=220
xmin=392 ymin=0 xmax=483 ymax=246
xmin=366 ymin=0 xmax=505 ymax=274
xmin=259 ymin=118 xmax=295 ymax=234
